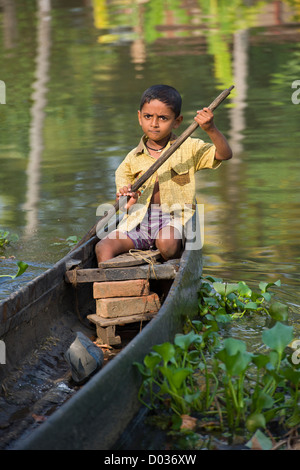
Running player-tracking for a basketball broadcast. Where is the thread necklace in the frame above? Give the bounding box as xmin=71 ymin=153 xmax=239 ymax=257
xmin=145 ymin=140 xmax=169 ymax=153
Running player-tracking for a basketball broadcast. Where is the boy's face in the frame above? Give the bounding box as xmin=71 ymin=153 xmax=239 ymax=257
xmin=138 ymin=99 xmax=183 ymax=144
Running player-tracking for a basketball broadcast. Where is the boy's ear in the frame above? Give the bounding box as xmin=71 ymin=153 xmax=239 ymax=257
xmin=137 ymin=110 xmax=142 ymax=126
xmin=173 ymin=115 xmax=183 ymax=129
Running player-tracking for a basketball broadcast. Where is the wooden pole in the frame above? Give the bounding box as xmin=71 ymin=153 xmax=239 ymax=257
xmin=72 ymin=85 xmax=234 ymax=250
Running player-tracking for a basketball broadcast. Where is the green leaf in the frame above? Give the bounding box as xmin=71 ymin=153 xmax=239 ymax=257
xmin=191 ymin=320 xmax=203 ymax=332
xmin=246 ymin=413 xmax=266 ymax=433
xmin=171 ymin=413 xmax=182 ymax=430
xmin=232 ymin=351 xmax=253 ymax=375
xmin=215 ymin=312 xmax=232 ymax=323
xmin=252 ymin=354 xmax=270 ymax=370
xmin=281 ymin=365 xmax=300 ymax=386
xmin=268 ymin=301 xmax=289 ymax=322
xmin=153 ymin=343 xmax=175 ymax=365
xmin=13 ymin=261 xmax=28 ymax=278
xmin=262 ymin=292 xmax=272 ymax=302
xmin=216 ymin=339 xmax=252 ymax=376
xmin=237 ymin=281 xmax=252 ymax=298
xmin=174 ymin=331 xmax=200 ymax=351
xmin=212 ymin=282 xmax=239 ymax=297
xmin=144 ymin=352 xmax=161 ymax=373
xmin=0 ymin=261 xmax=28 ymax=279
xmin=235 ymin=299 xmax=246 ymax=309
xmin=213 ymin=282 xmax=226 ymax=296
xmin=172 ymin=368 xmax=193 ymax=389
xmin=161 ymin=367 xmax=192 ymax=390
xmin=259 ymin=279 xmax=281 ymax=293
xmin=259 ymin=282 xmax=269 ymax=293
xmin=184 ymin=390 xmax=201 ymax=404
xmin=227 ymin=292 xmax=237 ymax=301
xmin=204 ymin=275 xmax=222 ymax=283
xmin=66 ymin=236 xmax=79 ymax=246
xmin=204 ymin=296 xmax=219 ymax=307
xmin=256 ymin=391 xmax=274 ymax=410
xmin=133 ymin=361 xmax=149 ymax=377
xmin=225 ymin=283 xmax=239 ymax=295
xmin=262 ymin=322 xmax=294 ymax=356
xmin=224 ymin=338 xmax=247 ymax=355
xmin=244 ymin=302 xmax=258 ymax=310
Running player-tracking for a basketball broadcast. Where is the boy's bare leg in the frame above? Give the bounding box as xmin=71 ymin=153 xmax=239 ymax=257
xmin=155 ymin=226 xmax=182 ymax=261
xmin=95 ymin=231 xmax=135 ymax=264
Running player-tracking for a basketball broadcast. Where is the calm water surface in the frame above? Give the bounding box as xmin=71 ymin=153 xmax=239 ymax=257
xmin=1 ymin=0 xmax=300 ymax=347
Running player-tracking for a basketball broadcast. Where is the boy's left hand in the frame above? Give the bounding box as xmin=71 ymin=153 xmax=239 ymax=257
xmin=194 ymin=107 xmax=215 ymax=132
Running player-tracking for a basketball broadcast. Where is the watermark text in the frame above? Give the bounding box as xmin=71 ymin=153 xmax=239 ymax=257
xmin=0 ymin=80 xmax=6 ymax=104
xmin=291 ymin=340 xmax=300 ymax=365
xmin=0 ymin=340 xmax=6 ymax=364
xmin=96 ymin=202 xmax=204 ymax=250
xmin=291 ymin=80 xmax=300 ymax=104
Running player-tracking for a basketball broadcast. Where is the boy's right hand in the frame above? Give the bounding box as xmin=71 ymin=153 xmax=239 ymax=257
xmin=116 ymin=185 xmax=140 ymax=209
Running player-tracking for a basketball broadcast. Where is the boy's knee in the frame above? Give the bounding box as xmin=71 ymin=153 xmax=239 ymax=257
xmin=95 ymin=236 xmax=119 ymax=262
xmin=156 ymin=238 xmax=182 ymax=261
xmin=95 ymin=238 xmax=111 ymax=262
xmin=95 ymin=232 xmax=135 ymax=263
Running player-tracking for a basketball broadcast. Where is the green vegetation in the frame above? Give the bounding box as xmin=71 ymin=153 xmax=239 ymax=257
xmin=0 ymin=261 xmax=28 ymax=280
xmin=51 ymin=235 xmax=79 ymax=248
xmin=0 ymin=230 xmax=28 ymax=280
xmin=135 ymin=277 xmax=300 ymax=449
xmin=0 ymin=230 xmax=19 ymax=250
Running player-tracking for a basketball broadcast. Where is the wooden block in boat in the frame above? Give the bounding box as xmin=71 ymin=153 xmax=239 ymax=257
xmin=65 ymin=262 xmax=179 ymax=283
xmin=87 ymin=312 xmax=157 ymax=327
xmin=98 ymin=250 xmax=161 ymax=268
xmin=93 ymin=279 xmax=150 ymax=299
xmin=87 ymin=313 xmax=157 ymax=346
xmin=94 ymin=324 xmax=121 ymax=346
xmin=95 ymin=292 xmax=161 ymax=318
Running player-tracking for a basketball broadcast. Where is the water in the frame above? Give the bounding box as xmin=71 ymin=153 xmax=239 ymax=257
xmin=0 ymin=1 xmax=300 ymax=330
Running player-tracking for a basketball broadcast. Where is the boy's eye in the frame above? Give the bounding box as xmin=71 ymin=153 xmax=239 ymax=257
xmin=143 ymin=114 xmax=168 ymax=121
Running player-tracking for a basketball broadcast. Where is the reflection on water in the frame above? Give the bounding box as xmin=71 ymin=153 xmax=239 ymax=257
xmin=0 ymin=0 xmax=300 ymax=337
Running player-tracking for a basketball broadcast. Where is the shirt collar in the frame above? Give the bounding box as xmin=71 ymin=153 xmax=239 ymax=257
xmin=134 ymin=133 xmax=178 ymax=155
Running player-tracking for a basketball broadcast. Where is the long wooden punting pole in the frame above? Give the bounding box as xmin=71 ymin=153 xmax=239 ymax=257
xmin=72 ymin=85 xmax=234 ymax=250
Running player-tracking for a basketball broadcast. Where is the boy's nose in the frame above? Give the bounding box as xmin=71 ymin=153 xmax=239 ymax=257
xmin=152 ymin=116 xmax=159 ymax=127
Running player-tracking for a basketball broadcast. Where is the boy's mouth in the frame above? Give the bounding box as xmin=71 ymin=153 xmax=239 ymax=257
xmin=149 ymin=129 xmax=160 ymax=135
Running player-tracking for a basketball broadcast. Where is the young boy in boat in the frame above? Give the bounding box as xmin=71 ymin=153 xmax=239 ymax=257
xmin=95 ymin=84 xmax=232 ymax=264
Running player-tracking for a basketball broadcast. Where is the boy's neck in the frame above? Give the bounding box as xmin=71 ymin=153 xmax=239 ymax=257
xmin=146 ymin=134 xmax=171 ymax=152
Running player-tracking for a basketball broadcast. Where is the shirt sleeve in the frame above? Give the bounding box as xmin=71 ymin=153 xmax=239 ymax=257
xmin=191 ymin=138 xmax=221 ymax=171
xmin=115 ymin=153 xmax=135 ymax=191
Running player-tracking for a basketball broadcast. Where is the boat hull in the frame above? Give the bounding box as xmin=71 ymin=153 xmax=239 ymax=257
xmin=1 ymin=231 xmax=203 ymax=450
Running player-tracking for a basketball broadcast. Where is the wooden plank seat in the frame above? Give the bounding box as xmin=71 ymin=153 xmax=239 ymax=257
xmin=65 ymin=259 xmax=179 ymax=284
xmin=98 ymin=249 xmax=162 ymax=268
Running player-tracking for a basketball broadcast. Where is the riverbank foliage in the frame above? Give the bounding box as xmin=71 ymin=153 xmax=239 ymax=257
xmin=135 ymin=277 xmax=300 ymax=450
xmin=0 ymin=230 xmax=28 ymax=280
xmin=0 ymin=230 xmax=19 ymax=250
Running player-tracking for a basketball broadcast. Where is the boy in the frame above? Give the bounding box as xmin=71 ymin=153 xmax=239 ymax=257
xmin=95 ymin=84 xmax=232 ymax=264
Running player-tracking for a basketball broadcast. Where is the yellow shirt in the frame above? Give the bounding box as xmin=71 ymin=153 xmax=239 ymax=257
xmin=116 ymin=133 xmax=221 ymax=232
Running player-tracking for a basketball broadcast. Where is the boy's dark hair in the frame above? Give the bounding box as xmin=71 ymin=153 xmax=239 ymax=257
xmin=140 ymin=85 xmax=182 ymax=118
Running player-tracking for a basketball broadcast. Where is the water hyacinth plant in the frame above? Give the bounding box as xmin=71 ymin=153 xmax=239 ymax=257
xmin=134 ymin=277 xmax=300 ymax=448
xmin=0 ymin=230 xmax=19 ymax=249
xmin=0 ymin=230 xmax=28 ymax=280
xmin=0 ymin=261 xmax=28 ymax=280
xmin=198 ymin=276 xmax=288 ymax=322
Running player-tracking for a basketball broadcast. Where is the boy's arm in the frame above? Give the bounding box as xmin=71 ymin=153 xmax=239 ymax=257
xmin=194 ymin=107 xmax=232 ymax=161
xmin=115 ymin=158 xmax=139 ymax=210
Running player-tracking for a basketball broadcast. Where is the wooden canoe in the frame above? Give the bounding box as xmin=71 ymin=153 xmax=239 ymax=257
xmin=0 ymin=220 xmax=203 ymax=450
